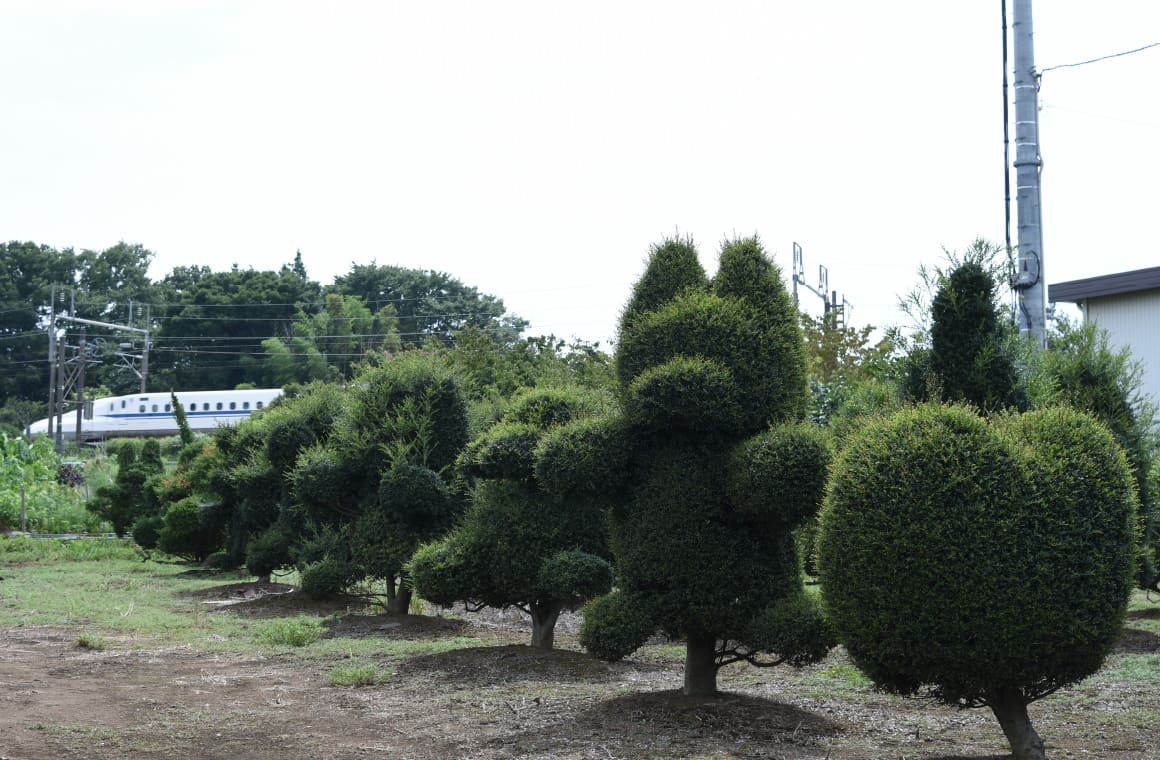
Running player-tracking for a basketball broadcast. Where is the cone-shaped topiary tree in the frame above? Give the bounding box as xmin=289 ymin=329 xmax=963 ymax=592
xmin=818 ymin=403 xmax=1137 ymax=760
xmin=909 ymin=261 xmax=1028 ymax=412
xmin=560 ymin=236 xmax=832 ymax=696
xmin=409 ymin=386 xmax=613 ymax=648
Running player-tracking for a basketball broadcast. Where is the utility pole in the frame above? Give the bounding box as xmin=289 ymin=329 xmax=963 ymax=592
xmin=47 ymin=285 xmax=57 ymax=444
xmin=1013 ymin=0 xmax=1047 ymax=345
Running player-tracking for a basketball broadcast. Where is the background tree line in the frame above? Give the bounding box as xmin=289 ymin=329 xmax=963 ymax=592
xmin=0 ymin=241 xmax=533 ymax=434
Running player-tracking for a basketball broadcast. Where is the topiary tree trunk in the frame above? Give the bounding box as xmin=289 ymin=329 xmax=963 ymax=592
xmin=683 ymin=632 xmax=718 ymax=697
xmin=530 ymin=600 xmax=562 ymax=650
xmin=989 ymin=687 xmax=1046 ymax=760
xmin=384 ymin=575 xmax=412 ymax=616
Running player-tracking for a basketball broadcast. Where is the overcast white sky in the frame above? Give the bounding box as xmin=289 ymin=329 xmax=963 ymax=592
xmin=2 ymin=1 xmax=1158 ymax=346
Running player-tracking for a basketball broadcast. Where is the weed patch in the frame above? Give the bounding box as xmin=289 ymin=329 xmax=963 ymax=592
xmin=255 ymin=616 xmax=324 ymax=647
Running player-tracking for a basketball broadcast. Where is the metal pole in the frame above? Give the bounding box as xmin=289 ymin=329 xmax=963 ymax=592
xmin=47 ymin=286 xmax=57 ymax=443
xmin=1013 ymin=0 xmax=1047 ymax=345
xmin=75 ymin=328 xmax=86 ymax=443
xmin=141 ymin=305 xmax=150 ymax=392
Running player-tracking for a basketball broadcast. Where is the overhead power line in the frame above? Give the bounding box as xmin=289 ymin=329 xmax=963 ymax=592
xmin=1041 ymin=41 xmax=1160 ymax=74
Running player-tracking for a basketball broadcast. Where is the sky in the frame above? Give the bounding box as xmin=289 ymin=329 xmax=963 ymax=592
xmin=2 ymin=1 xmax=1158 ymax=347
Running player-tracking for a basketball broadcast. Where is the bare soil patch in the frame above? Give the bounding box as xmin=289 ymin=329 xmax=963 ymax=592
xmin=2 ymin=579 xmax=1158 ymax=759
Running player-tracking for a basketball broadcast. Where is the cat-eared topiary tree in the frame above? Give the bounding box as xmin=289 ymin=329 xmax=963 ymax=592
xmin=409 ymin=385 xmax=614 ymax=649
xmin=565 ymin=236 xmax=833 ymax=696
xmin=818 ymin=403 xmax=1137 ymax=760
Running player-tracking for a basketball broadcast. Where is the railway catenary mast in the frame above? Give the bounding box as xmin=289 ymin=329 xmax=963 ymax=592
xmin=1012 ymin=0 xmax=1047 ymax=346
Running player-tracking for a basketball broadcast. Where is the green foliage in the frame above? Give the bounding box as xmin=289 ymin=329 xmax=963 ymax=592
xmin=300 ymin=557 xmax=358 ymax=599
xmin=618 ymin=237 xmax=707 ymax=333
xmin=578 ymin=591 xmax=659 ymax=662
xmin=85 ymin=439 xmax=165 ymax=536
xmin=898 ymin=245 xmax=1029 ymax=414
xmin=0 ymin=435 xmax=109 ymax=533
xmin=826 ymin=378 xmax=906 ymax=447
xmin=819 ymin=403 xmax=1136 ymax=707
xmin=328 ymin=663 xmax=381 ymax=686
xmin=245 ymin=523 xmax=295 ymax=579
xmin=130 ymin=515 xmax=164 ymax=550
xmin=171 ymin=392 xmax=194 ymax=447
xmin=0 ymin=535 xmax=139 ymax=562
xmin=536 ymin=549 xmax=613 ymax=605
xmin=409 ymin=385 xmax=613 ymax=646
xmin=407 ymin=536 xmax=475 ymax=608
xmin=158 ymin=497 xmax=226 ymax=562
xmin=254 ymin=616 xmax=324 ymax=647
xmin=331 ymin=263 xmax=526 ymax=347
xmin=727 ymin=424 xmax=831 ymax=528
xmin=1043 ymin=319 xmax=1159 ymax=589
xmin=440 ymin=329 xmax=615 ymax=416
xmin=579 ymin=236 xmax=829 ymax=690
xmin=463 ymin=422 xmax=541 ymax=480
xmin=623 ymin=357 xmax=744 ymax=435
xmin=289 ymin=354 xmax=470 ymax=598
xmin=533 ymin=417 xmax=630 ymax=497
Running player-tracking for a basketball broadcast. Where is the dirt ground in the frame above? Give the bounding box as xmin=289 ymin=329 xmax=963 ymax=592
xmin=1 ymin=582 xmax=1157 ymax=760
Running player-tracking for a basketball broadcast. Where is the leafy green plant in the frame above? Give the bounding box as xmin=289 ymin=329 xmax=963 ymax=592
xmin=0 ymin=435 xmax=110 ymax=533
xmin=254 ymin=616 xmax=324 ymax=647
xmin=328 ymin=663 xmax=381 ymax=686
xmin=75 ymin=633 xmax=107 ymax=650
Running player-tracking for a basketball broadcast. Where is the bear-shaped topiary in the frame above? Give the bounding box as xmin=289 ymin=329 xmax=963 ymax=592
xmin=538 ymin=236 xmax=833 ymax=696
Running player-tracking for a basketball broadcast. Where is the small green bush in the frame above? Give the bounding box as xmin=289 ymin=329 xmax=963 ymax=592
xmin=157 ymin=497 xmax=225 ymax=562
xmin=130 ymin=515 xmax=164 ymax=551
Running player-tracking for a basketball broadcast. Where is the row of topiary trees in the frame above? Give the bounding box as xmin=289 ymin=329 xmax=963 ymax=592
xmin=89 ymin=236 xmax=1144 ymax=760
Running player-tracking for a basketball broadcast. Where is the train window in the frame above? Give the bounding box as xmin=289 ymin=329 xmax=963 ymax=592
xmin=109 ymin=403 xmax=114 ymax=412
xmin=165 ymin=404 xmax=171 ymax=412
xmin=243 ymin=402 xmax=250 ymax=410
xmin=190 ymin=403 xmax=197 ymax=411
xmin=256 ymin=401 xmax=263 ymax=409
xmin=216 ymin=402 xmax=223 ymax=410
xmin=152 ymin=404 xmax=159 ymax=412
xmin=139 ymin=405 xmax=146 ymax=413
xmin=121 ymin=400 xmax=126 ymax=409
xmin=229 ymin=402 xmax=236 ymax=410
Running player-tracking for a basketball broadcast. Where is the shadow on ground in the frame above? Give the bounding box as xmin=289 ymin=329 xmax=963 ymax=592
xmin=486 ymin=689 xmax=842 ymax=759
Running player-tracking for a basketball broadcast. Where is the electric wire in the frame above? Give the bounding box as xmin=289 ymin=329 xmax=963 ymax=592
xmin=1040 ymin=41 xmax=1160 ymax=74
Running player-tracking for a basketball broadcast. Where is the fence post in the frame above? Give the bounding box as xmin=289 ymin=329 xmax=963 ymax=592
xmin=21 ymin=486 xmax=27 ymax=532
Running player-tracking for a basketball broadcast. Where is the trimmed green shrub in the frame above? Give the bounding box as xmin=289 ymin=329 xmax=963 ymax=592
xmin=818 ymin=403 xmax=1136 ymax=760
xmin=291 ymin=353 xmax=471 ymax=612
xmin=246 ymin=523 xmax=295 ymax=580
xmin=130 ymin=515 xmax=164 ymax=551
xmin=158 ymin=497 xmax=226 ymax=562
xmin=409 ymin=385 xmax=613 ymax=649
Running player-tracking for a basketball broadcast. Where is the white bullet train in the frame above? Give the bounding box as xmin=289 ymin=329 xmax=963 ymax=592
xmin=25 ymin=388 xmax=284 ymax=442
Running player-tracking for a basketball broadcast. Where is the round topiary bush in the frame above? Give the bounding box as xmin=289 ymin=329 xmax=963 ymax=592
xmin=818 ymin=403 xmax=1137 ymax=760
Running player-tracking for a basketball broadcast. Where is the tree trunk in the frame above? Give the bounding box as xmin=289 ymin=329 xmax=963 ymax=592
xmin=683 ymin=632 xmax=718 ymax=697
xmin=530 ymin=600 xmax=562 ymax=649
xmin=386 ymin=576 xmax=412 ymax=616
xmin=988 ymin=687 xmax=1046 ymax=760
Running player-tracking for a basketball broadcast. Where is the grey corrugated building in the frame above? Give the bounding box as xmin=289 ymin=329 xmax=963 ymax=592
xmin=1050 ymin=266 xmax=1160 ymax=405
